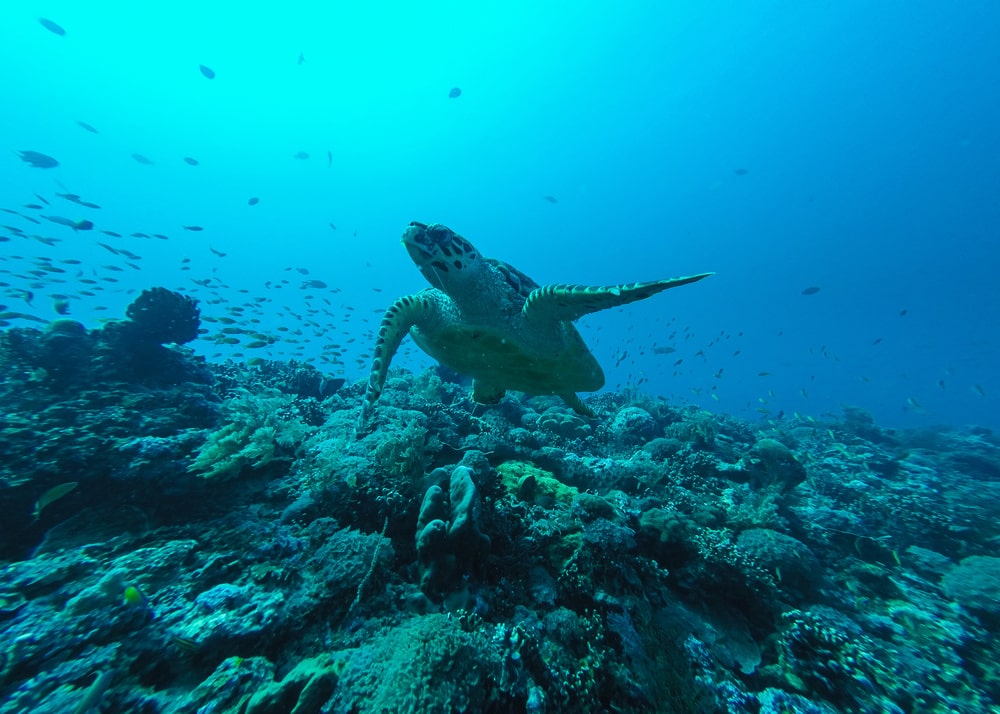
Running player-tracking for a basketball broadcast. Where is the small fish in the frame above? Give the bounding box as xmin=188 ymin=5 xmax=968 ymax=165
xmin=293 ymin=151 xmax=309 ymax=160
xmin=800 ymin=286 xmax=821 ymax=295
xmin=209 ymin=247 xmax=227 ymax=257
xmin=17 ymin=150 xmax=59 ymax=168
xmin=329 ymin=222 xmax=337 ymax=230
xmin=22 ymin=204 xmax=44 ymax=210
xmin=652 ymin=346 xmax=676 ymax=355
xmin=101 ymin=230 xmax=122 ymax=237
xmin=199 ymin=64 xmax=216 ymax=79
xmin=132 ymin=153 xmax=154 ymax=165
xmin=182 ymin=225 xmax=204 ymax=231
xmin=734 ymin=168 xmax=749 ymax=176
xmin=32 ymin=481 xmax=78 ymax=522
xmin=448 ymin=87 xmax=462 ymax=98
xmin=297 ymin=52 xmax=305 ymax=65
xmin=77 ymin=120 xmax=99 ymax=134
xmin=245 ymin=340 xmax=268 ymax=348
xmin=899 ymin=309 xmax=908 ymax=317
xmin=123 ymin=585 xmax=147 ymax=608
xmin=757 ymin=371 xmax=771 ymax=377
xmin=301 ymin=279 xmax=327 ymax=289
xmin=1 ymin=311 xmax=45 ymax=322
xmin=183 ymin=157 xmax=200 ymax=166
xmin=34 ymin=194 xmax=50 ymax=205
xmin=972 ymin=384 xmax=986 ymax=397
xmin=53 ymin=299 xmax=71 ymax=315
xmin=248 ymin=197 xmax=259 ymax=206
xmin=43 ymin=215 xmax=93 ymax=231
xmin=542 ymin=195 xmax=558 ymax=204
xmin=38 ymin=17 xmax=66 ymax=36
xmin=171 ymin=636 xmax=199 ymax=654
xmin=872 ymin=337 xmax=882 ymax=345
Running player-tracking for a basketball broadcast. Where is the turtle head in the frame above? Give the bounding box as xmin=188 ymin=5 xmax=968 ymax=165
xmin=402 ymin=222 xmax=482 ymax=290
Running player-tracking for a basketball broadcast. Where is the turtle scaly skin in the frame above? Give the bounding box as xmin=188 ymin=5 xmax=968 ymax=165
xmin=361 ymin=222 xmax=711 ymax=421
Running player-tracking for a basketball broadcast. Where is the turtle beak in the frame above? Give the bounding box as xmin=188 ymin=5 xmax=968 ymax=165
xmin=402 ymin=222 xmax=428 ymax=248
xmin=402 ymin=223 xmax=433 ymax=264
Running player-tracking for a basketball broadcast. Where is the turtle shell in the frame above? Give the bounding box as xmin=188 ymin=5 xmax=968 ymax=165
xmin=485 ymin=258 xmax=539 ymax=299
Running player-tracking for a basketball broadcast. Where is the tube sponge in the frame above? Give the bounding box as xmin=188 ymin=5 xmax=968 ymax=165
xmin=415 ymin=462 xmax=491 ymax=600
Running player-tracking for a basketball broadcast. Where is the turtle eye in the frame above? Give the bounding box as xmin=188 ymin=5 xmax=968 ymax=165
xmin=428 ymin=225 xmax=451 ymax=241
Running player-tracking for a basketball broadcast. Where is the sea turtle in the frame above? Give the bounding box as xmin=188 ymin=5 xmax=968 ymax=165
xmin=361 ymin=222 xmax=712 ymax=420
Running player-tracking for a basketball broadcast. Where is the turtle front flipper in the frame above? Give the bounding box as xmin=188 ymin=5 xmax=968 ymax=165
xmin=522 ymin=273 xmax=713 ymax=325
xmin=361 ymin=292 xmax=434 ymax=422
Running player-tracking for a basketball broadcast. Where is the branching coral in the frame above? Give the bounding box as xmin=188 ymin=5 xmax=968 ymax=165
xmin=125 ymin=287 xmax=200 ymax=345
xmin=370 ymin=410 xmax=433 ymax=478
xmin=188 ymin=389 xmax=315 ymax=480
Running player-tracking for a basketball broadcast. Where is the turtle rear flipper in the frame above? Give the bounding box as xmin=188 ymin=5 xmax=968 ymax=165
xmin=522 ymin=273 xmax=713 ymax=325
xmin=472 ymin=379 xmax=506 ymax=405
xmin=561 ymin=392 xmax=595 ymax=417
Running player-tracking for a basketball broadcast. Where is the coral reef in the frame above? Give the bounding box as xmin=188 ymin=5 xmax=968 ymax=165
xmin=0 ymin=352 xmax=999 ymax=712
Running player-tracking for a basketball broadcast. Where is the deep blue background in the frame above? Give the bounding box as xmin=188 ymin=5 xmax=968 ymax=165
xmin=2 ymin=2 xmax=997 ymax=429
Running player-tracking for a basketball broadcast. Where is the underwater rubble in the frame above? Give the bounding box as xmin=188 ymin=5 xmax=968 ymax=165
xmin=1 ymin=295 xmax=999 ymax=712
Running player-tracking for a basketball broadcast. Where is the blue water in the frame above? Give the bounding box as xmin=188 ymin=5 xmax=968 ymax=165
xmin=2 ymin=2 xmax=998 ymax=430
